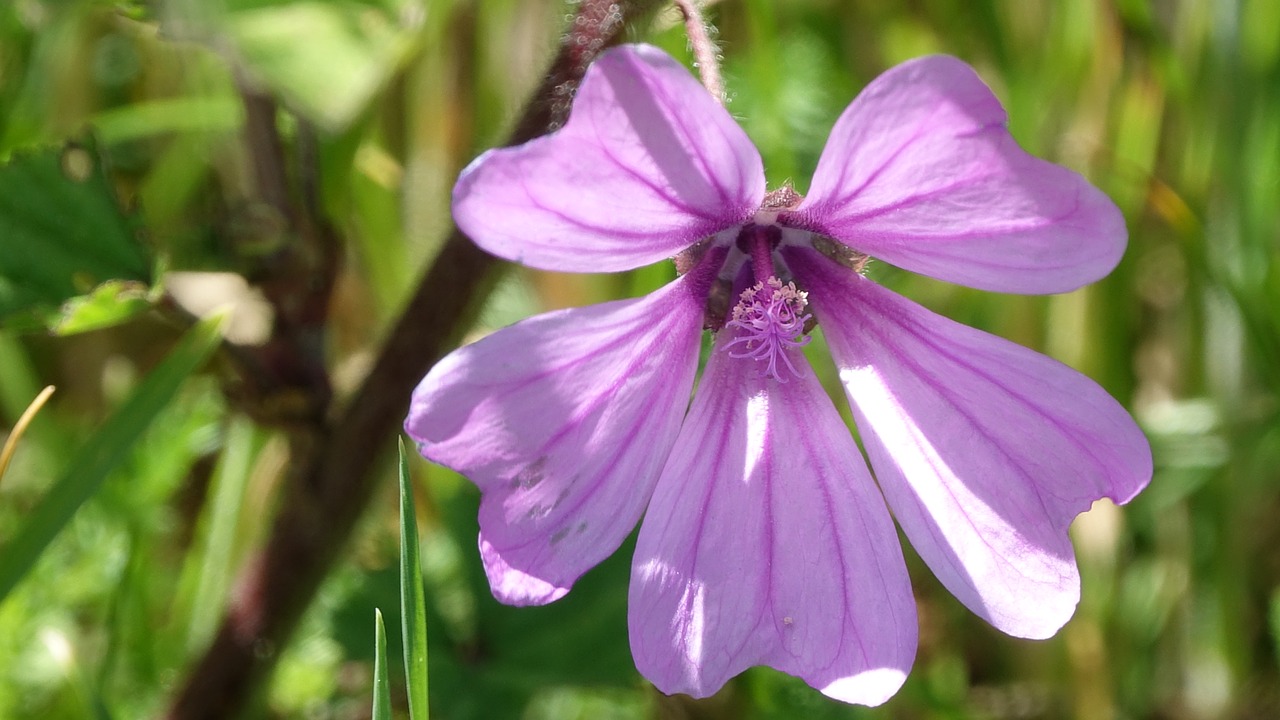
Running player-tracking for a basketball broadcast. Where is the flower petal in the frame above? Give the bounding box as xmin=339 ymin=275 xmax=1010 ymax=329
xmin=629 ymin=336 xmax=916 ymax=706
xmin=787 ymin=248 xmax=1152 ymax=638
xmin=453 ymin=44 xmax=765 ymax=273
xmin=785 ymin=55 xmax=1125 ymax=294
xmin=406 ymin=275 xmax=707 ymax=605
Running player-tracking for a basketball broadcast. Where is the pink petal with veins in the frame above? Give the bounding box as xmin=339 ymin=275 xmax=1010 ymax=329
xmin=788 ymin=247 xmax=1151 ymax=637
xmin=407 ymin=274 xmax=708 ymax=605
xmin=788 ymin=55 xmax=1125 ymax=294
xmin=629 ymin=333 xmax=916 ymax=705
xmin=453 ymin=44 xmax=765 ymax=273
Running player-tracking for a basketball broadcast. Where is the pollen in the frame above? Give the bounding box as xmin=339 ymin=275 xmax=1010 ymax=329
xmin=723 ymin=277 xmax=813 ymax=381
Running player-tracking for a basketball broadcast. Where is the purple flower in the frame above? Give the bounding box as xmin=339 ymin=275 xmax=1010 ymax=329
xmin=406 ymin=44 xmax=1152 ymax=705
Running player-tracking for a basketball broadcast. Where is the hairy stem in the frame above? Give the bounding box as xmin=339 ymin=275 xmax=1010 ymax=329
xmin=673 ymin=0 xmax=724 ymax=103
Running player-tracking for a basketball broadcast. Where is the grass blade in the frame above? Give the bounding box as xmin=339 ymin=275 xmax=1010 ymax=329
xmin=398 ymin=438 xmax=429 ymax=719
xmin=0 ymin=315 xmax=223 ymax=603
xmin=176 ymin=415 xmax=261 ymax=653
xmin=372 ymin=608 xmax=392 ymax=720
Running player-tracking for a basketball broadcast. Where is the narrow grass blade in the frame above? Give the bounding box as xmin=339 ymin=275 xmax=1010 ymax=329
xmin=0 ymin=315 xmax=223 ymax=603
xmin=372 ymin=609 xmax=392 ymax=720
xmin=177 ymin=415 xmax=261 ymax=653
xmin=398 ymin=438 xmax=429 ymax=719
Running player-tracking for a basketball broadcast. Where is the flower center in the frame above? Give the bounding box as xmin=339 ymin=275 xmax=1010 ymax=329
xmin=723 ymin=277 xmax=812 ymax=382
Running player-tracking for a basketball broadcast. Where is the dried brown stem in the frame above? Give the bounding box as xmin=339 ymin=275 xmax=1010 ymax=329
xmin=162 ymin=2 xmax=662 ymax=718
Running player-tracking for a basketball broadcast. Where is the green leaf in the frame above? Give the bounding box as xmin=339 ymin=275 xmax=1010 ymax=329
xmin=399 ymin=439 xmax=429 ymax=720
xmin=373 ymin=608 xmax=393 ymax=720
xmin=0 ymin=143 xmax=150 ymax=326
xmin=49 ymin=279 xmax=154 ymax=335
xmin=0 ymin=314 xmax=223 ymax=604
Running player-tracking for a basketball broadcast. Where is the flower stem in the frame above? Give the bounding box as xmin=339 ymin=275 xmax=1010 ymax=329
xmin=673 ymin=0 xmax=724 ymax=104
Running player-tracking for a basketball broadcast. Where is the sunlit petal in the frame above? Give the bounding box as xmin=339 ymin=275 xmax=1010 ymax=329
xmin=454 ymin=44 xmax=765 ymax=273
xmin=788 ymin=247 xmax=1151 ymax=637
xmin=407 ymin=276 xmax=707 ymax=604
xmin=786 ymin=56 xmax=1125 ymax=294
xmin=629 ymin=334 xmax=916 ymax=704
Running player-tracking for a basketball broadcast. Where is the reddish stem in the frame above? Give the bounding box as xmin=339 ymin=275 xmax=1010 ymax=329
xmin=673 ymin=0 xmax=724 ymax=103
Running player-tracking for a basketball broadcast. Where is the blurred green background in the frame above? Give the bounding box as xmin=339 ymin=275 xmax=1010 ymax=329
xmin=2 ymin=0 xmax=1279 ymax=717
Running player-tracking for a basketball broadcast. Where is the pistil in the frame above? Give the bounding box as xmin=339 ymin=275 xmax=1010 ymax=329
xmin=740 ymin=223 xmax=779 ymax=285
xmin=723 ymin=224 xmax=813 ymax=381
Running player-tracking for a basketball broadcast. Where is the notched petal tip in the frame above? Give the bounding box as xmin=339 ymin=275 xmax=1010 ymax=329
xmin=630 ymin=332 xmax=916 ymax=706
xmin=787 ymin=246 xmax=1147 ymax=640
xmin=449 ymin=43 xmax=764 ymax=273
xmin=796 ymin=52 xmax=1128 ymax=294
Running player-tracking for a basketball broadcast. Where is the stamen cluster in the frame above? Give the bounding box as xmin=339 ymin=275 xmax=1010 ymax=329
xmin=724 ymin=277 xmax=812 ymax=381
